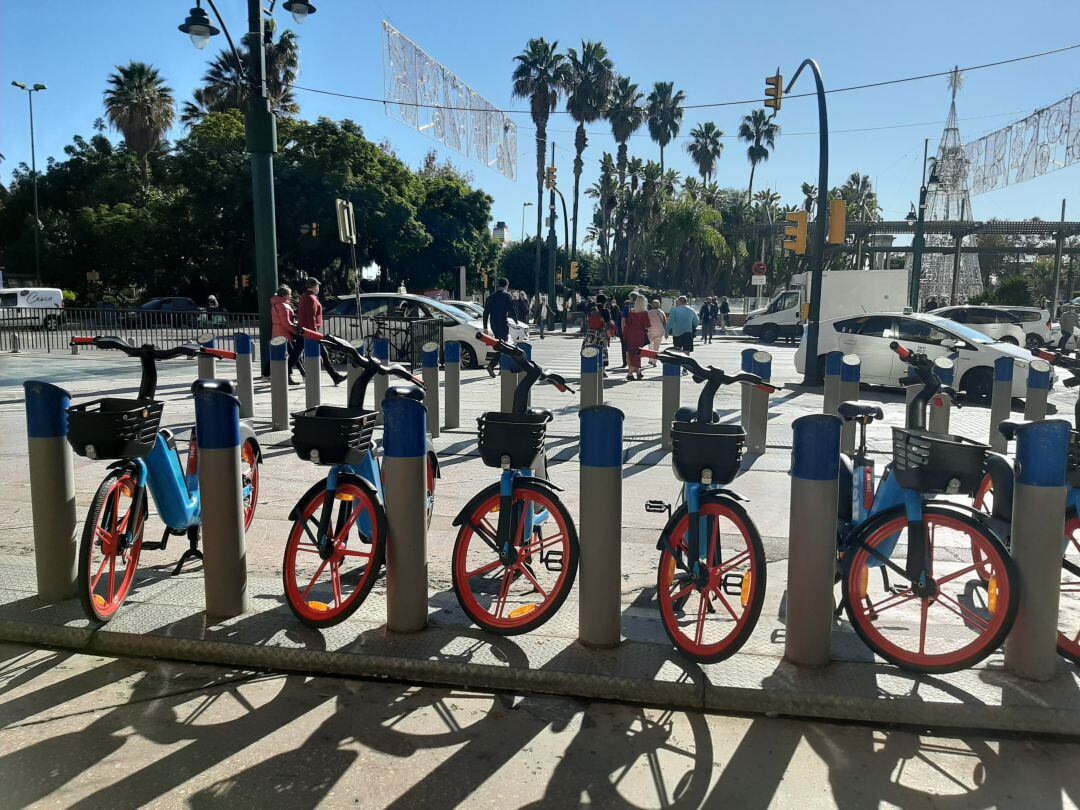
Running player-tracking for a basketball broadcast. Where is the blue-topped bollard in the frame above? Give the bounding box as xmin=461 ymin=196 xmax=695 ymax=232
xmin=785 ymin=414 xmax=843 ymax=668
xmin=578 ymin=405 xmax=625 ymax=647
xmin=383 ymin=394 xmax=429 ymax=632
xmin=304 ymin=336 xmax=322 ymax=409
xmin=580 ymin=346 xmax=601 ymax=409
xmin=443 ymin=340 xmax=460 ymax=429
xmin=234 ymin=332 xmax=255 ymax=419
xmin=1004 ymin=418 xmax=1070 ymax=681
xmin=989 ymin=356 xmax=1014 ymax=452
xmin=373 ymin=338 xmax=391 ymax=425
xmin=269 ymin=336 xmax=289 ymax=431
xmin=24 ymin=381 xmax=78 ymax=602
xmin=193 ymin=381 xmax=248 ymax=618
xmin=421 ymin=341 xmax=440 ymax=439
xmin=839 ymin=354 xmax=861 ymax=455
xmin=197 ymin=334 xmax=216 ymax=381
xmin=740 ymin=347 xmax=756 ymax=429
xmin=1024 ymin=358 xmax=1052 ymax=421
xmin=823 ymin=351 xmax=844 ymax=417
xmin=928 ymin=357 xmax=955 ymax=434
xmin=746 ymin=350 xmax=772 ymax=454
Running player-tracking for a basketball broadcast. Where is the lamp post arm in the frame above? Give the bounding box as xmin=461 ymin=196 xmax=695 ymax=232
xmin=204 ymin=0 xmax=246 ymax=74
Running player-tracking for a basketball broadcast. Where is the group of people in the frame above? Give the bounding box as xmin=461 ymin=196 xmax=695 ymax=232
xmin=270 ymin=278 xmax=346 ymax=386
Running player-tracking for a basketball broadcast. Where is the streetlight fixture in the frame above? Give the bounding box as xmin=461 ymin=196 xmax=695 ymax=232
xmin=10 ymin=80 xmax=46 ymax=286
xmin=283 ymin=1 xmax=317 ymax=24
xmin=521 ymin=202 xmax=533 ymax=242
xmin=178 ymin=3 xmax=220 ymax=49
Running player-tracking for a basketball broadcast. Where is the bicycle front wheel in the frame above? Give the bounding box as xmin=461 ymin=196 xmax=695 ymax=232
xmin=282 ymin=476 xmax=386 ymax=628
xmin=843 ymin=504 xmax=1018 ymax=673
xmin=452 ymin=480 xmax=578 ymax=635
xmin=78 ymin=469 xmax=147 ymax=623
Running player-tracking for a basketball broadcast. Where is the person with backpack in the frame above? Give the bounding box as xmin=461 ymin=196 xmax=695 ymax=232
xmin=583 ymin=293 xmax=615 ymax=373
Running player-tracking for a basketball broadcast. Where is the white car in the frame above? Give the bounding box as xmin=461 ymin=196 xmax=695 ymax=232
xmin=795 ymin=312 xmax=1045 ymax=401
xmin=1005 ymin=307 xmax=1053 ymax=349
xmin=928 ymin=306 xmax=1026 ymax=346
xmin=0 ymin=287 xmax=63 ymax=330
xmin=444 ymin=299 xmax=529 ymax=343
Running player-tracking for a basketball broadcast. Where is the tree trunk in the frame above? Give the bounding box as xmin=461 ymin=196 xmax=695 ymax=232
xmin=615 ymin=143 xmax=628 ymax=280
xmin=747 ymin=163 xmax=756 ymax=203
xmin=571 ymin=123 xmax=586 ymax=262
xmin=659 ymin=143 xmax=665 ymax=173
xmin=533 ymin=121 xmax=546 ymax=295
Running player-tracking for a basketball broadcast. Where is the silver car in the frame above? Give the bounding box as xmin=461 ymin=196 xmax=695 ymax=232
xmin=928 ymin=305 xmax=1027 ymax=346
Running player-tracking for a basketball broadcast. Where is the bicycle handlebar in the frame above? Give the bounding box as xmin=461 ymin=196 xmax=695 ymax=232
xmin=1034 ymin=347 xmax=1080 ymax=372
xmin=70 ymin=335 xmax=231 ymax=361
xmin=300 ymin=328 xmax=424 ymax=387
xmin=644 ymin=348 xmax=778 ymax=393
xmin=475 ymin=332 xmax=574 ymax=394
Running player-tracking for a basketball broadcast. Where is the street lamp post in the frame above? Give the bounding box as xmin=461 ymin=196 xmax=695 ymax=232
xmin=178 ymin=0 xmax=317 ymax=375
xmin=907 ymin=142 xmax=939 ymax=310
xmin=11 ymin=81 xmax=47 ymax=287
xmin=546 ymin=143 xmax=558 ymax=313
xmin=520 ymin=201 xmax=533 ymax=242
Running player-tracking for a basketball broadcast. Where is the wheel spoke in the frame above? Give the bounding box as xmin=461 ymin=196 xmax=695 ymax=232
xmin=493 ymin=567 xmax=513 ymax=618
xmin=712 ymin=586 xmax=741 ymax=622
xmin=466 ymin=557 xmax=506 ymax=580
xmin=935 ymin=561 xmax=981 ymax=587
xmin=331 ymin=564 xmax=343 ymax=607
xmin=107 ymin=555 xmax=116 ymax=602
xmin=935 ymin=591 xmax=991 ymax=632
xmin=302 ymin=559 xmax=329 ymax=600
xmin=517 ymin=563 xmax=548 ymax=598
xmin=669 ymin=580 xmax=696 ymax=605
xmin=341 ymin=548 xmax=372 ymax=560
xmin=918 ymin=600 xmax=929 ymax=655
xmin=865 ymin=587 xmax=918 ymax=616
xmin=91 ymin=554 xmax=110 ymax=592
xmin=693 ymin=592 xmax=709 ymax=646
xmin=520 ymin=532 xmax=565 ymax=557
xmin=716 ymin=548 xmax=751 ymax=577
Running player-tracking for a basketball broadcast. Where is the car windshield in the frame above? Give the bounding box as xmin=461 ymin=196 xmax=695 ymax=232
xmin=424 ymin=299 xmax=470 ymax=323
xmin=921 ymin=314 xmax=994 ymax=344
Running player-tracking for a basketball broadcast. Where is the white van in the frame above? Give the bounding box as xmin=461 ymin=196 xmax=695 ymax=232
xmin=0 ymin=287 xmax=64 ymax=330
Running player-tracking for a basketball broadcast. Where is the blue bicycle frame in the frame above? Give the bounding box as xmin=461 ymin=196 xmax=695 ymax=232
xmin=496 ymin=465 xmax=551 ymax=559
xmin=137 ymin=433 xmax=201 ymax=533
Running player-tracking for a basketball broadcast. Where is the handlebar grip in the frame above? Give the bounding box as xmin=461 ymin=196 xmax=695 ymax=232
xmin=889 ymin=341 xmax=912 ymax=361
xmin=1065 ymin=376 xmax=1080 ymax=388
xmin=301 ymin=327 xmax=324 ymax=341
xmin=476 ymin=331 xmax=500 ymax=348
xmin=203 ymin=348 xmax=236 ymax=360
xmin=640 ymin=348 xmax=658 ymax=359
xmin=71 ymin=337 xmax=96 ymax=345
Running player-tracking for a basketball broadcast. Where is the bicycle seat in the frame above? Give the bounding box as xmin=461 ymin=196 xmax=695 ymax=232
xmin=527 ymin=407 xmax=553 ymax=420
xmin=997 ymin=418 xmax=1029 ymax=442
xmin=837 ymin=401 xmax=884 ymax=422
xmin=191 ymin=379 xmax=236 ymax=396
xmin=385 ymin=384 xmax=425 ymax=402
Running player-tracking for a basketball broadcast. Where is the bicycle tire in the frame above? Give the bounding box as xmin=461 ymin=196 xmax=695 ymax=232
xmin=452 ymin=479 xmax=579 ymax=635
xmin=282 ymin=474 xmax=387 ymax=629
xmin=78 ymin=468 xmax=147 ymax=623
xmin=843 ymin=503 xmax=1019 ymax=673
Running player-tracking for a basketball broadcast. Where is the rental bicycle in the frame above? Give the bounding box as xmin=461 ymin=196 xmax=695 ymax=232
xmin=642 ymin=348 xmax=775 ymax=663
xmin=830 ymin=341 xmax=1018 ymax=672
xmin=450 ymin=333 xmax=577 ymax=634
xmin=281 ymin=328 xmax=439 ymax=628
xmin=67 ymin=336 xmax=262 ymax=622
xmin=973 ymin=346 xmax=1079 ymax=663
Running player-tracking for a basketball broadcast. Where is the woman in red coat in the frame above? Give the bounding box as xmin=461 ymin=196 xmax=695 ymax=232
xmin=622 ymin=294 xmax=652 ymax=381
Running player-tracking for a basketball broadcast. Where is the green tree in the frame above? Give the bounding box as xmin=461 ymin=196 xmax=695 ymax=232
xmin=564 ymin=40 xmax=614 ymax=262
xmin=512 ymin=37 xmax=568 ymax=294
xmin=685 ymin=122 xmax=724 ymax=182
xmin=103 ymin=61 xmax=176 ymax=179
xmin=737 ymin=108 xmax=779 ymax=202
xmin=645 ymin=81 xmax=685 ymax=172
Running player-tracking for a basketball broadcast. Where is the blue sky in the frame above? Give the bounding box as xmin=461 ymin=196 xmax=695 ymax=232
xmin=3 ymin=0 xmax=1080 ymax=242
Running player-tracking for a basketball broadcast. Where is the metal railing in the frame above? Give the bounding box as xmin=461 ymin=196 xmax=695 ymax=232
xmin=325 ymin=316 xmax=443 ymax=369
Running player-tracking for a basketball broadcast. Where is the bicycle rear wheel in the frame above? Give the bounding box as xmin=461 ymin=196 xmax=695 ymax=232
xmin=282 ymin=476 xmax=386 ymax=628
xmin=452 ymin=480 xmax=578 ymax=635
xmin=187 ymin=436 xmax=259 ymax=531
xmin=843 ymin=504 xmax=1018 ymax=673
xmin=657 ymin=498 xmax=766 ymax=663
xmin=78 ymin=469 xmax=147 ymax=623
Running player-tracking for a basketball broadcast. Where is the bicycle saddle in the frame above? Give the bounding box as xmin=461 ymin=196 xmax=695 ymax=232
xmin=191 ymin=379 xmax=237 ymax=396
xmin=997 ymin=418 xmax=1029 ymax=442
xmin=385 ymin=384 xmax=425 ymax=402
xmin=836 ymin=401 xmax=884 ymax=422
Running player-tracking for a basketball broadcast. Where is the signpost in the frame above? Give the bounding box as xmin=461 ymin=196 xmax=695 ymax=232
xmin=336 ymin=198 xmax=360 ymax=320
xmin=752 ymin=261 xmax=767 ymax=309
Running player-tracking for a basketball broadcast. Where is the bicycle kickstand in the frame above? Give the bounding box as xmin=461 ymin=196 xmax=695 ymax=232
xmin=173 ymin=526 xmax=203 ymax=576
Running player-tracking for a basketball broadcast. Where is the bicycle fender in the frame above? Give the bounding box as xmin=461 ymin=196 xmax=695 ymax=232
xmin=287 ymin=472 xmax=380 ymax=521
xmin=426 ymin=442 xmax=441 ymax=479
xmin=452 ymin=481 xmax=502 ymax=528
xmin=239 ymin=422 xmax=262 ymax=463
xmin=521 ymin=475 xmax=564 ymax=494
xmin=714 ymin=488 xmax=747 ymax=502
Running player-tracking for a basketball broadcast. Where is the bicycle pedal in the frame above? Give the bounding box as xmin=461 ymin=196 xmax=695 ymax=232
xmin=141 ymin=541 xmax=168 ymax=551
xmin=644 ymin=499 xmax=671 ymax=515
xmin=539 ymin=549 xmax=564 ymax=573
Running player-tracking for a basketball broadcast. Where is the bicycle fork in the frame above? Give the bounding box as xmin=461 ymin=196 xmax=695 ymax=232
xmin=312 ymin=467 xmax=353 ymax=561
xmin=492 ymin=470 xmax=558 ymax=569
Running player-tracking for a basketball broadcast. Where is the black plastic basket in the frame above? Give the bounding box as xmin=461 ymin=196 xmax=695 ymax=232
xmin=66 ymin=398 xmax=164 ymax=460
xmin=670 ymin=422 xmax=745 ymax=485
xmin=291 ymin=406 xmax=376 ymax=466
xmin=892 ymin=427 xmax=988 ymax=495
xmin=477 ymin=411 xmax=549 ymax=469
xmin=1068 ymin=430 xmax=1080 ymax=489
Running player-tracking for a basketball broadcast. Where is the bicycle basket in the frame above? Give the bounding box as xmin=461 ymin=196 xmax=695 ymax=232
xmin=66 ymin=398 xmax=164 ymax=460
xmin=476 ymin=411 xmax=550 ymax=469
xmin=891 ymin=427 xmax=988 ymax=495
xmin=291 ymin=406 xmax=376 ymax=466
xmin=670 ymin=422 xmax=745 ymax=485
xmin=1068 ymin=430 xmax=1080 ymax=489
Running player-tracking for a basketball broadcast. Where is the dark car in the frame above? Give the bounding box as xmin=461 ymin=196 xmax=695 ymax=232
xmin=129 ymin=296 xmax=204 ymax=326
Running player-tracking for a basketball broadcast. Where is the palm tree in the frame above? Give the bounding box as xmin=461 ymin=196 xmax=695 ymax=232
xmin=585 ymin=153 xmax=618 ymax=275
xmin=738 ymin=108 xmax=780 ymax=202
xmin=800 ymin=182 xmax=817 ymax=216
xmin=645 ymin=81 xmax=685 ymax=172
xmin=685 ymin=122 xmax=724 ymax=182
xmin=197 ymin=22 xmax=300 ymax=117
xmin=564 ymin=41 xmax=614 ymax=262
xmin=605 ymin=76 xmax=644 ymax=278
xmin=180 ymin=87 xmax=224 ymax=127
xmin=103 ymin=61 xmax=176 ymax=179
xmin=512 ymin=37 xmax=568 ymax=293
xmin=840 ymin=172 xmax=880 ymax=270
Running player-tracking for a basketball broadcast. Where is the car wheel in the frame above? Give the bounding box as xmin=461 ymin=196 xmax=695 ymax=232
xmin=760 ymin=324 xmax=779 ymax=343
xmin=459 ymin=342 xmax=478 ymax=370
xmin=42 ymin=314 xmax=60 ymax=331
xmin=961 ymin=367 xmax=993 ymax=404
xmin=1025 ymin=334 xmax=1042 ymax=350
xmin=999 ymin=335 xmax=1019 ymax=346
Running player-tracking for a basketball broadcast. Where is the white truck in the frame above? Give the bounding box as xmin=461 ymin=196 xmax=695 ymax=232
xmin=742 ymin=269 xmax=909 ymax=343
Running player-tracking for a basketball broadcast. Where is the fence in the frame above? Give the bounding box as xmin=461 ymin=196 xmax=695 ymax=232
xmin=326 ymin=316 xmax=442 ymax=369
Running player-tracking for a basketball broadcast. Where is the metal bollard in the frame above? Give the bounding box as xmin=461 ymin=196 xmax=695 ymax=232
xmin=745 ymin=350 xmax=772 ymax=454
xmin=578 ymin=405 xmax=625 ymax=647
xmin=784 ymin=414 xmax=842 ymax=668
xmin=193 ymin=382 xmax=249 ymax=618
xmin=928 ymin=357 xmax=954 ymax=434
xmin=580 ymin=347 xmax=601 ymax=409
xmin=373 ymin=338 xmax=390 ymax=425
xmin=838 ymin=354 xmax=860 ymax=455
xmin=304 ymin=337 xmax=322 ymax=409
xmin=422 ymin=341 xmax=440 ymax=438
xmin=500 ymin=352 xmax=517 ymax=413
xmin=383 ymin=395 xmax=429 ymax=632
xmin=234 ymin=332 xmax=255 ymax=419
xmin=444 ymin=340 xmax=460 ymax=429
xmin=1004 ymin=419 xmax=1070 ymax=681
xmin=740 ymin=348 xmax=755 ymax=430
xmin=346 ymin=339 xmax=364 ymax=403
xmin=269 ymin=336 xmax=289 ymax=431
xmin=12 ymin=333 xmax=20 ymax=353
xmin=989 ymin=356 xmax=1014 ymax=453
xmin=24 ymin=381 xmax=78 ymax=602
xmin=71 ymin=338 xmax=78 ymax=355
xmin=823 ymin=351 xmax=843 ymax=416
xmin=661 ymin=360 xmax=680 ymax=450
xmin=197 ymin=334 xmax=216 ymax=380
xmin=1023 ymin=358 xmax=1052 ymax=421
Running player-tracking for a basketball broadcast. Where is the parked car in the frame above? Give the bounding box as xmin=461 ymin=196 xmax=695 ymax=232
xmin=1003 ymin=306 xmax=1053 ymax=349
xmin=444 ymin=299 xmax=530 ymax=343
xmin=795 ymin=312 xmax=1045 ymax=401
xmin=326 ymin=293 xmax=492 ymax=368
xmin=0 ymin=287 xmax=64 ymax=330
xmin=927 ymin=305 xmax=1026 ymax=345
xmin=129 ymin=296 xmax=204 ymax=326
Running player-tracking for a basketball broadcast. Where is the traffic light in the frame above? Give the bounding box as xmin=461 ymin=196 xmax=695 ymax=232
xmin=783 ymin=210 xmax=808 ymax=255
xmin=545 ymin=165 xmax=557 ymax=190
xmin=311 ymin=222 xmax=320 ymax=237
xmin=828 ymin=199 xmax=847 ymax=245
xmin=241 ymin=274 xmax=251 ymax=288
xmin=764 ymin=70 xmax=783 ymax=112
xmin=569 ymin=260 xmax=579 ymax=279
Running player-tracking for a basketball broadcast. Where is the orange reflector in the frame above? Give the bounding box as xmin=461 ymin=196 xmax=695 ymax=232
xmin=336 ymin=493 xmax=356 ymax=502
xmin=120 ymin=483 xmax=134 ymax=498
xmin=740 ymin=571 xmax=752 ymax=607
xmin=93 ymin=594 xmax=107 ymax=608
xmin=859 ymin=567 xmax=869 ymax=599
xmin=307 ymin=601 xmax=331 ymax=612
xmin=988 ymin=576 xmax=999 ymax=614
xmin=509 ymin=605 xmax=537 ymax=619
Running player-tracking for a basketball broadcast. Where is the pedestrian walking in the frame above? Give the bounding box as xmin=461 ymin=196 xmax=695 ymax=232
xmin=298 ymin=278 xmax=346 ymax=386
xmin=483 ymin=277 xmax=515 ymax=375
xmin=646 ymin=299 xmax=667 ymax=364
xmin=719 ymin=296 xmax=731 ymax=333
xmin=622 ymin=295 xmax=651 ymax=381
xmin=1059 ymin=305 xmax=1077 ymax=352
xmin=666 ymin=295 xmax=700 ymax=355
xmin=271 ymin=284 xmax=304 ymax=384
xmin=583 ymin=293 xmax=615 ymax=373
xmin=699 ymin=297 xmax=718 ymax=344
xmin=514 ymin=291 xmax=530 ymax=327
xmin=537 ymin=293 xmax=549 ymax=339
xmin=611 ymin=299 xmax=626 ymax=367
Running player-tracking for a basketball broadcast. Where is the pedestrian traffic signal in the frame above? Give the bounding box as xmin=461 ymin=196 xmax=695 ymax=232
xmin=545 ymin=165 xmax=557 ymax=190
xmin=241 ymin=274 xmax=251 ymax=288
xmin=783 ymin=210 xmax=808 ymax=255
xmin=311 ymin=222 xmax=320 ymax=237
xmin=828 ymin=199 xmax=847 ymax=245
xmin=569 ymin=260 xmax=579 ymax=279
xmin=764 ymin=70 xmax=783 ymax=112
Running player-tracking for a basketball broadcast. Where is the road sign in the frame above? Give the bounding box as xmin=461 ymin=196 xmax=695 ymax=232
xmin=752 ymin=261 xmax=767 ymax=276
xmin=335 ymin=198 xmax=357 ymax=244
xmin=751 ymin=275 xmax=767 ymax=286
xmin=85 ymin=271 xmax=100 ymax=282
